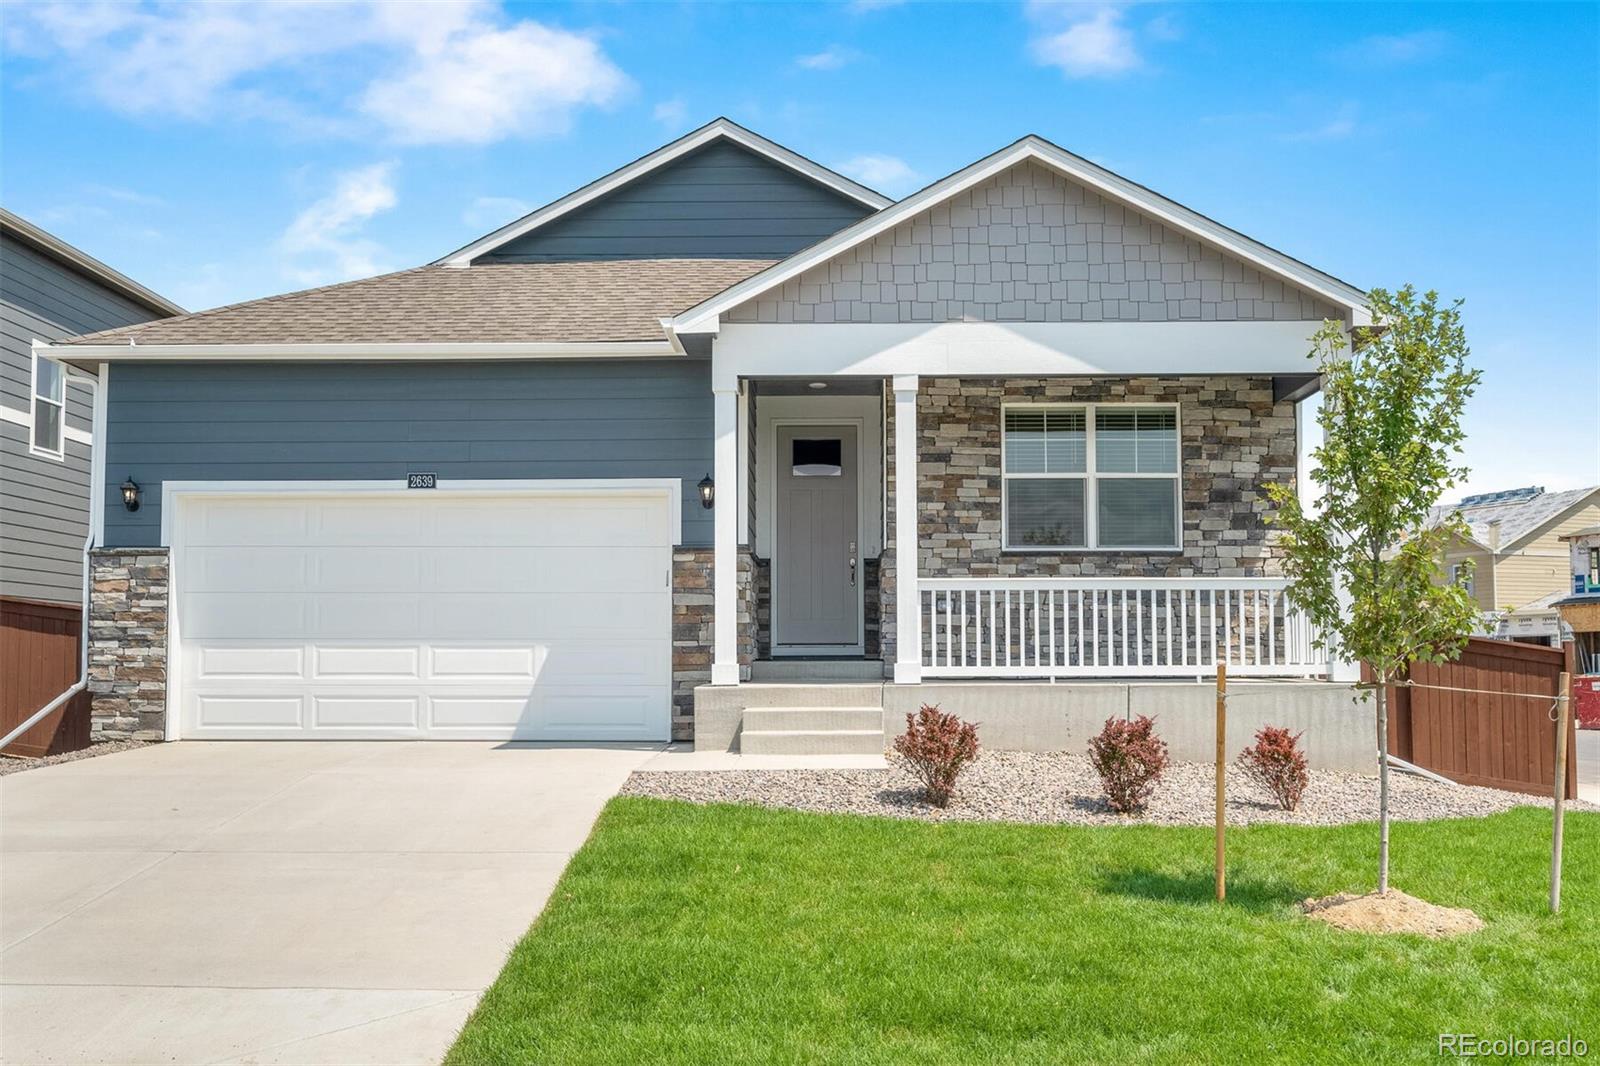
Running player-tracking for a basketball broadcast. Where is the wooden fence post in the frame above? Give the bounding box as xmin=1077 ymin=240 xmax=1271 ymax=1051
xmin=1552 ymin=670 xmax=1571 ymax=914
xmin=1215 ymin=662 xmax=1227 ymax=903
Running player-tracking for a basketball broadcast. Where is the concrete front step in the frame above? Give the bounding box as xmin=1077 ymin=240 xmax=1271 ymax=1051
xmin=749 ymin=659 xmax=887 ymax=682
xmin=743 ymin=707 xmax=884 ymax=731
xmin=740 ymin=729 xmax=886 ymax=755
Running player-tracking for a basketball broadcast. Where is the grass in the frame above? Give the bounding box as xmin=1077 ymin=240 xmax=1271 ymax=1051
xmin=447 ymin=801 xmax=1598 ymax=1065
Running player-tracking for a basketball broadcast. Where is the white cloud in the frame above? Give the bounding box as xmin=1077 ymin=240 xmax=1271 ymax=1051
xmin=795 ymin=45 xmax=858 ymax=71
xmin=1029 ymin=3 xmax=1140 ymax=79
xmin=278 ymin=162 xmax=399 ymax=285
xmin=836 ymin=154 xmax=920 ymax=195
xmin=1340 ymin=30 xmax=1451 ymax=65
xmin=652 ymin=97 xmax=688 ymax=130
xmin=1284 ymin=103 xmax=1360 ymax=143
xmin=461 ymin=195 xmax=531 ymax=230
xmin=361 ymin=18 xmax=628 ymax=145
xmin=2 ymin=1 xmax=629 ymax=145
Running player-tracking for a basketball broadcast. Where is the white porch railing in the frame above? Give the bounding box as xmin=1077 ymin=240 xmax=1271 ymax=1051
xmin=920 ymin=578 xmax=1322 ymax=678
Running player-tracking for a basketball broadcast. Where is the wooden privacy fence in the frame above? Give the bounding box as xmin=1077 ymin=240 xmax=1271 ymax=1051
xmin=1370 ymin=637 xmax=1577 ymax=799
xmin=1 ymin=598 xmax=91 ymax=759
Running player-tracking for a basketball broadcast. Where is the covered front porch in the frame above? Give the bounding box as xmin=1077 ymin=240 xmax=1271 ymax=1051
xmin=704 ymin=371 xmax=1337 ymax=694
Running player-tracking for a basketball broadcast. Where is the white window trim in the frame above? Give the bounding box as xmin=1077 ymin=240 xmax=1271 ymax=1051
xmin=1450 ymin=562 xmax=1476 ymax=599
xmin=29 ymin=351 xmax=65 ymax=460
xmin=1000 ymin=401 xmax=1182 ymax=553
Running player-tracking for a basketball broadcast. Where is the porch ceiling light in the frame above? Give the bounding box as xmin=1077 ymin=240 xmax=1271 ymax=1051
xmin=697 ymin=473 xmax=715 ymax=509
xmin=120 ymin=476 xmax=141 ymax=512
xmin=808 ymin=381 xmax=827 ymax=390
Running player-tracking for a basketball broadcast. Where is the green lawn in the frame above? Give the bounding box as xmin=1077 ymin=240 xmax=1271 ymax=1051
xmin=448 ymin=800 xmax=1598 ymax=1065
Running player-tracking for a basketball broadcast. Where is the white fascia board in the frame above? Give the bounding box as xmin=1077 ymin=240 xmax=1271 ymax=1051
xmin=435 ymin=118 xmax=892 ymax=268
xmin=709 ymin=320 xmax=1334 ymax=391
xmin=39 ymin=340 xmax=679 ymax=365
xmin=675 ymin=137 xmax=1369 ymax=334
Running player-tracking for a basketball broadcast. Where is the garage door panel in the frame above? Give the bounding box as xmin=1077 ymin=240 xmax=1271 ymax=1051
xmin=313 ymin=646 xmax=422 ymax=680
xmin=432 ymin=498 xmax=664 ymax=547
xmin=190 ymin=502 xmax=310 ymax=546
xmin=176 ymin=489 xmax=672 ymax=740
xmin=195 ymin=646 xmax=306 ymax=679
xmin=195 ymin=696 xmax=304 ymax=729
xmin=431 ymin=546 xmax=664 ymax=594
xmin=312 ymin=696 xmax=421 ymax=730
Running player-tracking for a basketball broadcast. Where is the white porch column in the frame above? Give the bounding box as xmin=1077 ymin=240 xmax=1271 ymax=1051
xmin=892 ymin=374 xmax=921 ymax=684
xmin=711 ymin=384 xmax=741 ymax=685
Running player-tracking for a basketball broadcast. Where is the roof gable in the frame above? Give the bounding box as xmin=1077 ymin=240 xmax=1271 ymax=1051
xmin=439 ymin=118 xmax=891 ymax=267
xmin=721 ymin=158 xmax=1344 ymax=326
xmin=1432 ymin=485 xmax=1600 ymax=553
xmin=673 ymin=135 xmax=1370 ymax=333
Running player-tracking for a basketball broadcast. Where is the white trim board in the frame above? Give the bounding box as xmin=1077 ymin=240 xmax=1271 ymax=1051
xmin=437 ymin=118 xmax=892 ymax=268
xmin=41 ymin=339 xmax=679 ymax=368
xmin=673 ymin=135 xmax=1370 ymax=334
xmin=710 ymin=320 xmax=1343 ymax=389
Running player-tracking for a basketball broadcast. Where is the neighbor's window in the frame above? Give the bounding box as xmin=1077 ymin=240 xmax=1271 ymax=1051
xmin=1588 ymin=547 xmax=1599 ymax=589
xmin=30 ymin=353 xmax=64 ymax=459
xmin=1449 ymin=562 xmax=1476 ymax=600
xmin=1002 ymin=404 xmax=1180 ymax=550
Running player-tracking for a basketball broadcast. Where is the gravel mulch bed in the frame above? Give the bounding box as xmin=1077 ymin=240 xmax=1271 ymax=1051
xmin=620 ymin=750 xmax=1597 ymax=827
xmin=0 ymin=739 xmax=150 ymax=777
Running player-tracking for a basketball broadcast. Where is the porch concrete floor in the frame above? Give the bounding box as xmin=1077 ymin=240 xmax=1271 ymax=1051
xmin=0 ymin=740 xmax=664 ymax=1065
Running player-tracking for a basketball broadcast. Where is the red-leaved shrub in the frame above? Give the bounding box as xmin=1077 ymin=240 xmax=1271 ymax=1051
xmin=893 ymin=704 xmax=979 ymax=808
xmin=1087 ymin=715 xmax=1169 ymax=813
xmin=1237 ymin=725 xmax=1311 ymax=811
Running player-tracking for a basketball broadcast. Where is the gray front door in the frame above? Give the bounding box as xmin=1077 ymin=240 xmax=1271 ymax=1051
xmin=775 ymin=425 xmax=859 ymax=649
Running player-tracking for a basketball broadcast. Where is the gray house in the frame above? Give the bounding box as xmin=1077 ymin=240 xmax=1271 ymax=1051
xmin=2 ymin=209 xmax=180 ymax=753
xmin=41 ymin=119 xmax=1372 ymax=760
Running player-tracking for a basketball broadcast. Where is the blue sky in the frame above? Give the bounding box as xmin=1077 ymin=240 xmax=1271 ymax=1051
xmin=3 ymin=1 xmax=1595 ymax=498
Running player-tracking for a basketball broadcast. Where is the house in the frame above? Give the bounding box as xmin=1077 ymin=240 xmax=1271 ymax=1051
xmin=0 ymin=209 xmax=181 ymax=755
xmin=39 ymin=118 xmax=1378 ymax=759
xmin=1428 ymin=485 xmax=1600 ymax=645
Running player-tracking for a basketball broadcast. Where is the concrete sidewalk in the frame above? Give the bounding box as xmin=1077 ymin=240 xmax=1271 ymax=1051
xmin=0 ymin=740 xmax=663 ymax=1065
xmin=1576 ymin=728 xmax=1599 ymax=805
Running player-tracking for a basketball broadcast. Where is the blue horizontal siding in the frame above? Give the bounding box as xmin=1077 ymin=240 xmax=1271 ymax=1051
xmin=479 ymin=141 xmax=871 ymax=262
xmin=103 ymin=360 xmax=715 ymax=547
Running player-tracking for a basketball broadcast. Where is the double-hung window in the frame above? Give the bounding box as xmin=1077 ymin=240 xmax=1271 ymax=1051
xmin=1002 ymin=403 xmax=1181 ymax=550
xmin=30 ymin=353 xmax=65 ymax=459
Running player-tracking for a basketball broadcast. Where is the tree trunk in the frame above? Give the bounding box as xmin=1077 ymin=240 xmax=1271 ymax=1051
xmin=1375 ymin=676 xmax=1391 ymax=895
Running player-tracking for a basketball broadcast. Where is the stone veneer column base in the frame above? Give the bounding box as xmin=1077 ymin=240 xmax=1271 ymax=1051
xmin=88 ymin=548 xmax=170 ymax=743
xmin=671 ymin=547 xmax=754 ymax=742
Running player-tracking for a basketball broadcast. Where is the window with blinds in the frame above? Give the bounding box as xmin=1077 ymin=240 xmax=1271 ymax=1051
xmin=1002 ymin=403 xmax=1180 ymax=550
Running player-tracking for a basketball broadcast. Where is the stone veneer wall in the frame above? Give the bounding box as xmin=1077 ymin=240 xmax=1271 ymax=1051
xmin=881 ymin=376 xmax=1296 ymax=665
xmin=671 ymin=547 xmax=755 ymax=740
xmin=88 ymin=548 xmax=169 ymax=743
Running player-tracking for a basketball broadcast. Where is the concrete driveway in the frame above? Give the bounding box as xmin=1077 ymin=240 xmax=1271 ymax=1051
xmin=1 ymin=741 xmax=663 ymax=1065
xmin=1577 ymin=728 xmax=1599 ymax=805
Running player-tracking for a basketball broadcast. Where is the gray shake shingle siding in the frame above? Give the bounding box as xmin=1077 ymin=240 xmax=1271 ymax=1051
xmin=102 ymin=359 xmax=716 ymax=547
xmin=1 ymin=228 xmax=172 ymax=604
xmin=478 ymin=141 xmax=874 ymax=262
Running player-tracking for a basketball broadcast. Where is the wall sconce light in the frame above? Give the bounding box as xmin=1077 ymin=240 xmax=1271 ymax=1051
xmin=697 ymin=473 xmax=715 ymax=509
xmin=121 ymin=477 xmax=141 ymax=512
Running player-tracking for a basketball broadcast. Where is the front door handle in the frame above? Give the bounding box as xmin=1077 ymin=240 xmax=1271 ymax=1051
xmin=848 ymin=541 xmax=857 ymax=587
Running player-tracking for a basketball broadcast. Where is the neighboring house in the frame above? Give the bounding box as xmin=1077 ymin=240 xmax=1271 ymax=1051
xmin=1428 ymin=485 xmax=1600 ymax=645
xmin=1 ymin=209 xmax=181 ymax=754
xmin=1555 ymin=525 xmax=1600 ymax=672
xmin=40 ymin=118 xmax=1375 ymax=754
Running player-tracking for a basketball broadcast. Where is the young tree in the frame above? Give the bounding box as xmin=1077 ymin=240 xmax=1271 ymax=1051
xmin=1266 ymin=286 xmax=1481 ymax=894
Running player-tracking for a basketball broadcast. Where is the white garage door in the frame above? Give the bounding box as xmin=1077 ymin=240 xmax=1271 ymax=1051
xmin=172 ymin=489 xmax=673 ymax=740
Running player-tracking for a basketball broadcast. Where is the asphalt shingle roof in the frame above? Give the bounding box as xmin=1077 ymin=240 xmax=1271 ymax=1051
xmin=62 ymin=259 xmax=778 ymax=346
xmin=1429 ymin=485 xmax=1600 ymax=551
